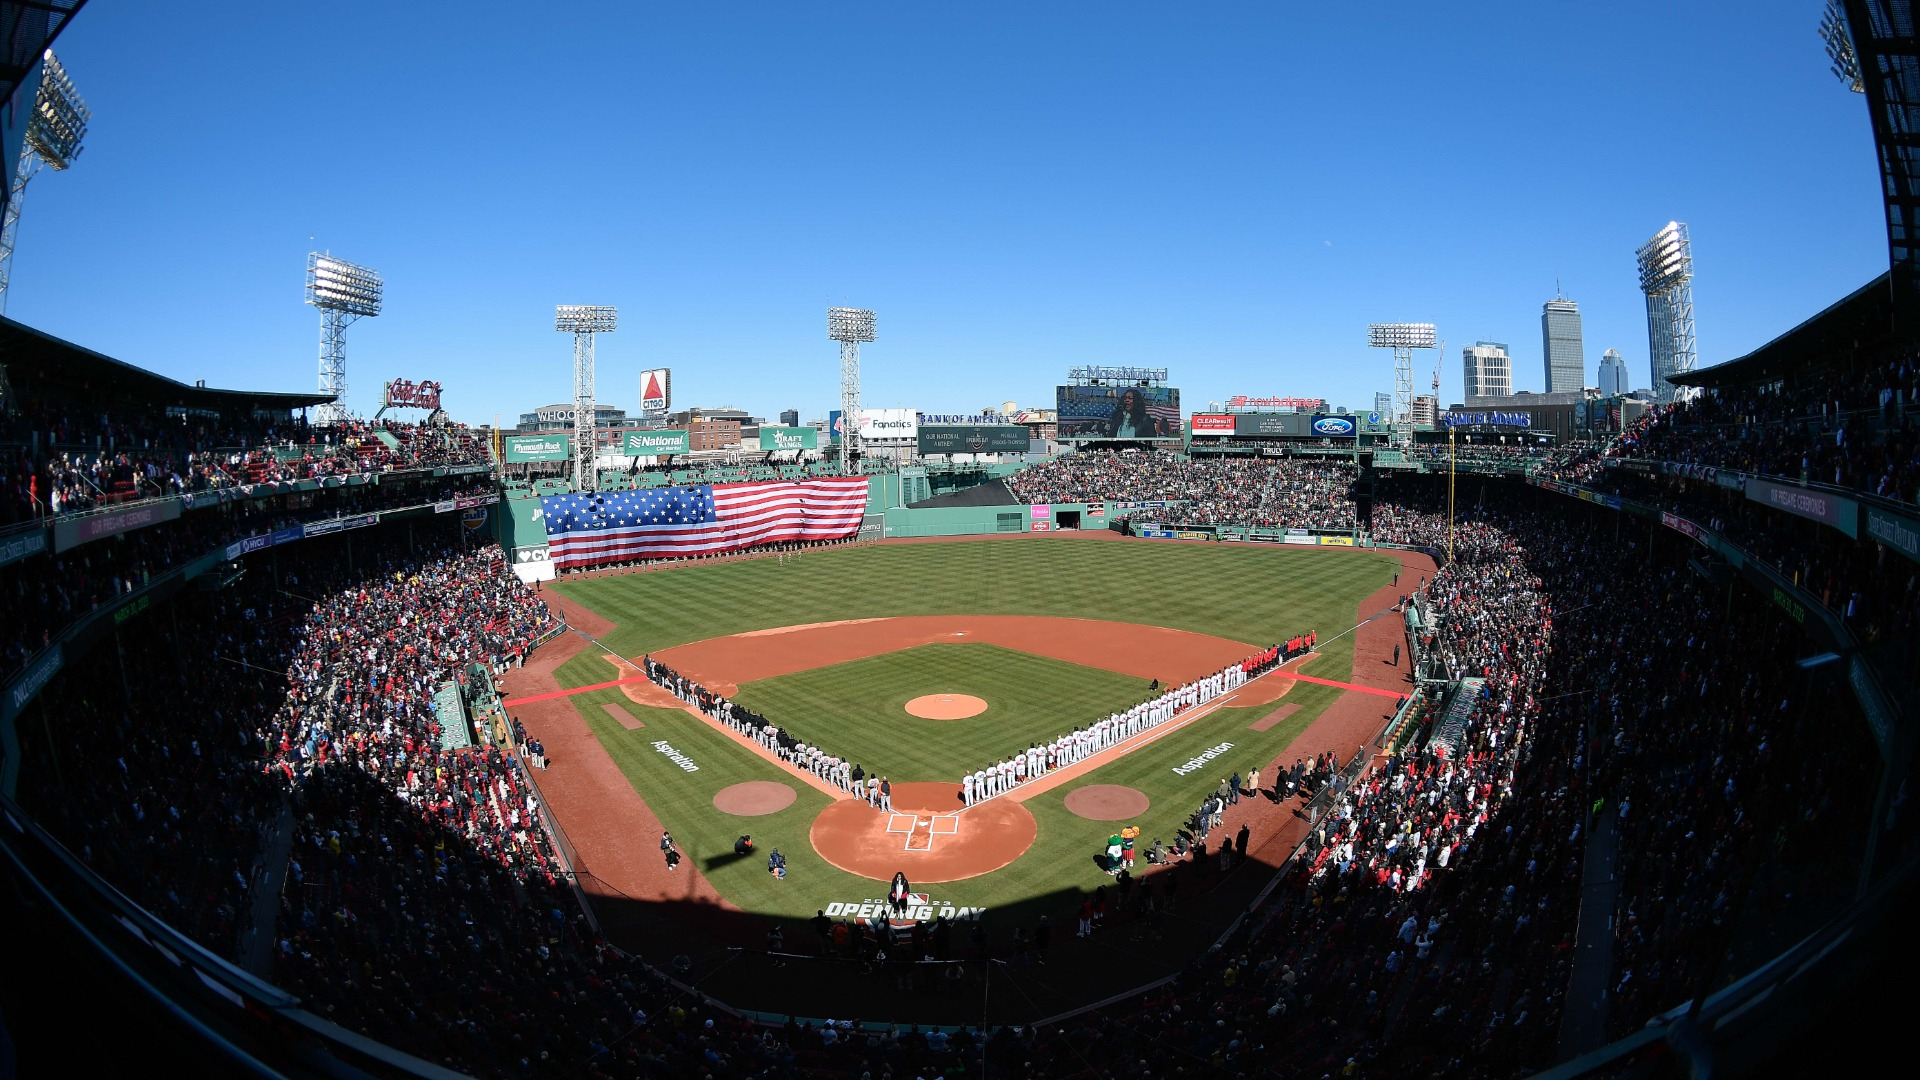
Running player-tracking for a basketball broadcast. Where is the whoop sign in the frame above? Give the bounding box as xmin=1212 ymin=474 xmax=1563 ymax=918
xmin=1310 ymin=415 xmax=1356 ymax=437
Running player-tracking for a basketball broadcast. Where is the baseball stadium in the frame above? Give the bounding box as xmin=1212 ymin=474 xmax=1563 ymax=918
xmin=2 ymin=4 xmax=1919 ymax=1079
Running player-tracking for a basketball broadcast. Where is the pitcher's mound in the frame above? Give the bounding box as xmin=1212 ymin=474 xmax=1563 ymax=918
xmin=1064 ymin=784 xmax=1151 ymax=821
xmin=905 ymin=694 xmax=988 ymax=719
xmin=713 ymin=781 xmax=797 ymax=816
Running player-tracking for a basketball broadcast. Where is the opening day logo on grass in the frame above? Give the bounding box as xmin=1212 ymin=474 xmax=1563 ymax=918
xmin=1172 ymin=741 xmax=1235 ymax=776
xmin=650 ymin=740 xmax=700 ymax=772
xmin=823 ymin=893 xmax=986 ymax=923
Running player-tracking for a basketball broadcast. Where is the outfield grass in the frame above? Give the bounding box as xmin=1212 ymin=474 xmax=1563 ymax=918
xmin=550 ymin=537 xmax=1394 ymax=693
xmin=543 ymin=537 xmax=1394 ymax=921
xmin=728 ymin=643 xmax=1155 ymax=781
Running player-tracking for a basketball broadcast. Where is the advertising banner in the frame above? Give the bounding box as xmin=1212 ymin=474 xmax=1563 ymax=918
xmin=639 ymin=368 xmax=671 ymax=413
xmin=1317 ymin=535 xmax=1355 ymax=546
xmin=1030 ymin=505 xmax=1050 ymax=519
xmin=858 ymin=408 xmax=918 ymax=441
xmin=1227 ymin=396 xmax=1324 ymax=410
xmin=829 ymin=410 xmax=844 ymax=442
xmin=0 ymin=527 xmax=48 ymax=569
xmin=1188 ymin=413 xmax=1236 ymax=433
xmin=382 ymin=378 xmax=443 ymax=411
xmin=53 ymin=499 xmax=185 ymax=553
xmin=505 ymin=434 xmax=572 ymax=463
xmin=1030 ymin=521 xmax=1052 ymax=532
xmin=1661 ymin=511 xmax=1705 ymax=544
xmin=1309 ymin=415 xmax=1358 ymax=438
xmin=1865 ymin=505 xmax=1920 ymax=565
xmin=1744 ymin=477 xmax=1858 ymax=538
xmin=759 ymin=425 xmax=819 ymax=451
xmin=917 ymin=424 xmax=1029 ymax=454
xmin=1055 ymin=385 xmax=1182 ymax=440
xmin=1233 ymin=412 xmax=1309 ymax=437
xmin=3 ymin=644 xmax=63 ymax=724
xmin=623 ymin=429 xmax=690 ymax=456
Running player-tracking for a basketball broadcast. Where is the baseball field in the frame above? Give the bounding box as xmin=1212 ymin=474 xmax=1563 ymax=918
xmin=508 ymin=533 xmax=1405 ymax=919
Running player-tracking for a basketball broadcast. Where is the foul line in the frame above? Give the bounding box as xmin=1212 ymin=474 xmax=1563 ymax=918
xmin=1271 ymin=673 xmax=1405 ymax=700
xmin=504 ymin=674 xmax=654 ymax=708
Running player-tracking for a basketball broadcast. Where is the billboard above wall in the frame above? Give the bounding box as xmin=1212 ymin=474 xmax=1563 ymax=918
xmin=858 ymin=408 xmax=919 ymax=441
xmin=918 ymin=424 xmax=1030 ymax=455
xmin=1055 ymin=385 xmax=1182 ymax=440
xmin=639 ymin=368 xmax=671 ymax=413
xmin=623 ymin=429 xmax=690 ymax=455
xmin=759 ymin=425 xmax=819 ymax=451
xmin=504 ymin=434 xmax=571 ymax=463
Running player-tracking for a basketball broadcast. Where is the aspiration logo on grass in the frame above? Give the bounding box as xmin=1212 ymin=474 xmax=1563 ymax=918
xmin=823 ymin=892 xmax=986 ymax=923
xmin=650 ymin=740 xmax=700 ymax=772
xmin=1172 ymin=741 xmax=1236 ymax=776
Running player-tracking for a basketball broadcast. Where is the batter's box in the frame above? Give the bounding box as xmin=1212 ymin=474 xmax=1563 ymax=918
xmin=927 ymin=815 xmax=959 ymax=836
xmin=885 ymin=813 xmax=919 ymax=836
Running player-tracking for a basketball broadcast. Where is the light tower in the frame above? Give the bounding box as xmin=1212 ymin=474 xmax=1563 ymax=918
xmin=1367 ymin=323 xmax=1437 ymax=445
xmin=1636 ymin=222 xmax=1697 ymax=402
xmin=305 ymin=253 xmax=383 ymax=426
xmin=556 ymin=305 xmax=617 ymax=492
xmin=0 ymin=50 xmax=89 ymax=315
xmin=828 ymin=307 xmax=876 ymax=473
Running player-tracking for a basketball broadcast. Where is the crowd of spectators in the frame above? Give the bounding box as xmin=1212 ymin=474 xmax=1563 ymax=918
xmin=2 ymin=394 xmax=493 ymax=525
xmin=1007 ymin=451 xmax=1358 ymax=530
xmin=0 ymin=474 xmax=495 ymax=684
xmin=9 ymin=460 xmax=1891 ymax=1077
xmin=1598 ymin=357 xmax=1920 ymax=506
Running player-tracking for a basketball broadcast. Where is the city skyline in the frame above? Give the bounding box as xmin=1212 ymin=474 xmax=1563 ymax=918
xmin=1541 ymin=296 xmax=1587 ymax=395
xmin=2 ymin=3 xmax=1887 ymax=424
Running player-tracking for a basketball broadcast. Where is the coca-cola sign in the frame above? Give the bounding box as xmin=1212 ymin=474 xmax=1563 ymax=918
xmin=383 ymin=379 xmax=443 ymax=410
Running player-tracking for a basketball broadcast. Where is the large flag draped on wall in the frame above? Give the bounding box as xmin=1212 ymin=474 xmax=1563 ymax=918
xmin=540 ymin=478 xmax=868 ymax=569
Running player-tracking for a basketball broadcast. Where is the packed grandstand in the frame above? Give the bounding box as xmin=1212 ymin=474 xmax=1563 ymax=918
xmin=6 ymin=4 xmax=1920 ymax=1078
xmin=3 ymin=271 xmax=1915 ymax=1077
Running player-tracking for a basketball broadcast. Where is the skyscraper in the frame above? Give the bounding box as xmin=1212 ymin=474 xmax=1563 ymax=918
xmin=1598 ymin=349 xmax=1629 ymax=396
xmin=779 ymin=408 xmax=799 ymax=427
xmin=1373 ymin=391 xmax=1393 ymax=420
xmin=1541 ymin=293 xmax=1586 ymax=393
xmin=1462 ymin=341 xmax=1513 ymax=402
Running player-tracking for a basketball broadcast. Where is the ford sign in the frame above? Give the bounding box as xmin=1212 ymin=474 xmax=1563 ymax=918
xmin=1310 ymin=415 xmax=1356 ymax=437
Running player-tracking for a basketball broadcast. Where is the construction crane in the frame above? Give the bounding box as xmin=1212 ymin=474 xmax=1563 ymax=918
xmin=0 ymin=50 xmax=90 ymax=315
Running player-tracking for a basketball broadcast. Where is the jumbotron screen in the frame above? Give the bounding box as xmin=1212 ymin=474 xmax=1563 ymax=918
xmin=1055 ymin=385 xmax=1183 ymax=440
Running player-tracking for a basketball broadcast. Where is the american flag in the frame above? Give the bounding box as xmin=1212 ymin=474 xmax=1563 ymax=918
xmin=540 ymin=479 xmax=868 ymax=569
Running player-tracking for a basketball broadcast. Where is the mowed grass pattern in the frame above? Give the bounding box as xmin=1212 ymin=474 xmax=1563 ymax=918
xmin=550 ymin=537 xmax=1395 ymax=694
xmin=729 ymin=643 xmax=1156 ymax=781
xmin=541 ymin=538 xmax=1396 ymax=921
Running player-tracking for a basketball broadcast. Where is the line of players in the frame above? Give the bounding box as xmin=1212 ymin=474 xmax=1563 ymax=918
xmin=958 ymin=637 xmax=1311 ymax=808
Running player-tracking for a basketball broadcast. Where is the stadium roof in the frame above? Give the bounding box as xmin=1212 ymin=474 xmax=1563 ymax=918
xmin=1674 ymin=271 xmax=1895 ymax=389
xmin=1 ymin=1 xmax=86 ymax=110
xmin=0 ymin=316 xmax=333 ymax=412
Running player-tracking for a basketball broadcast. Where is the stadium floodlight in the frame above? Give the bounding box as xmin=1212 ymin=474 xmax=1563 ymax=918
xmin=1822 ymin=0 xmax=1864 ymax=93
xmin=305 ymin=253 xmax=384 ymax=426
xmin=0 ymin=50 xmax=91 ymax=315
xmin=1366 ymin=323 xmax=1437 ymax=350
xmin=557 ymin=305 xmax=617 ymax=492
xmin=556 ymin=305 xmax=619 ymax=333
xmin=1367 ymin=323 xmax=1437 ymax=445
xmin=1636 ymin=222 xmax=1697 ymax=403
xmin=828 ymin=307 xmax=877 ymax=473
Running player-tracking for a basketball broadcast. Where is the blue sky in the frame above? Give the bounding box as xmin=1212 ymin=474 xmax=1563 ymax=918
xmin=10 ymin=1 xmax=1890 ymax=425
